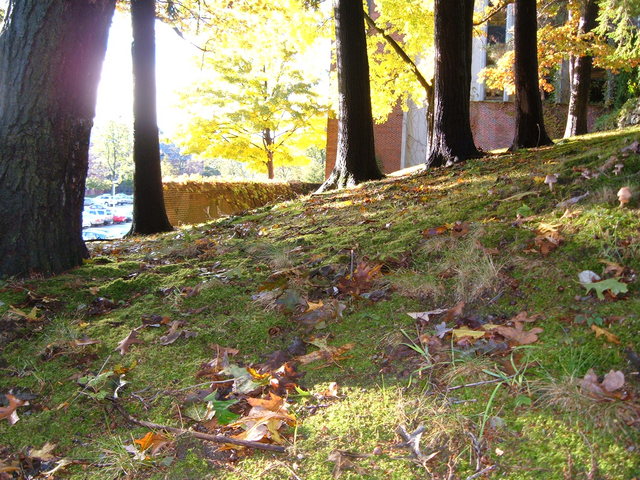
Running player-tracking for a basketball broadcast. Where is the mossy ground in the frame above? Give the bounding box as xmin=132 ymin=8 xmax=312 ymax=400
xmin=1 ymin=127 xmax=640 ymax=479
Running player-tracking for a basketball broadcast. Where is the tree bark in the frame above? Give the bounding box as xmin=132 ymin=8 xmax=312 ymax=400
xmin=510 ymin=0 xmax=553 ymax=150
xmin=129 ymin=0 xmax=173 ymax=234
xmin=0 ymin=0 xmax=116 ymax=277
xmin=426 ymin=0 xmax=480 ymax=167
xmin=564 ymin=0 xmax=599 ymax=137
xmin=317 ymin=0 xmax=383 ymax=193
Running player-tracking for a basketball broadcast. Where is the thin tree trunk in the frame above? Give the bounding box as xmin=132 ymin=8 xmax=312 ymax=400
xmin=564 ymin=0 xmax=599 ymax=137
xmin=317 ymin=0 xmax=383 ymax=192
xmin=510 ymin=0 xmax=553 ymax=150
xmin=426 ymin=0 xmax=480 ymax=167
xmin=264 ymin=128 xmax=275 ymax=179
xmin=129 ymin=0 xmax=172 ymax=234
xmin=0 ymin=0 xmax=116 ymax=277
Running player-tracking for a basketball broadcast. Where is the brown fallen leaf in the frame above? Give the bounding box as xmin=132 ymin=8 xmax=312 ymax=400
xmin=494 ymin=323 xmax=543 ymax=345
xmin=510 ymin=311 xmax=541 ymax=323
xmin=442 ymin=301 xmax=465 ymax=323
xmin=295 ymin=342 xmax=355 ymax=365
xmin=0 ymin=394 xmax=27 ymax=425
xmin=293 ymin=300 xmax=346 ymax=329
xmin=247 ymin=392 xmax=286 ymax=412
xmin=591 ymin=325 xmax=620 ymax=344
xmin=580 ymin=369 xmax=627 ymax=400
xmin=72 ymin=337 xmax=101 ymax=347
xmin=159 ymin=320 xmax=197 ymax=345
xmin=337 ymin=262 xmax=382 ymax=295
xmin=599 ymin=260 xmax=625 ymax=278
xmin=115 ymin=329 xmax=144 ymax=355
xmin=451 ymin=221 xmax=470 ymax=238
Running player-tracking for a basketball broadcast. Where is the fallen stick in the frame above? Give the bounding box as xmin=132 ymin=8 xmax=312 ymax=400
xmin=447 ymin=376 xmax=513 ymax=392
xmin=111 ymin=400 xmax=286 ymax=453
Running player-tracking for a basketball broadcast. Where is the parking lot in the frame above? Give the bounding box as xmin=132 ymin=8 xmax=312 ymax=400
xmin=83 ymin=195 xmax=133 ymax=240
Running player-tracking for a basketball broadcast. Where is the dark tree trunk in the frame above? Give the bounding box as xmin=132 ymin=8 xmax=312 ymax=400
xmin=317 ymin=0 xmax=383 ymax=193
xmin=564 ymin=0 xmax=599 ymax=137
xmin=129 ymin=0 xmax=173 ymax=234
xmin=264 ymin=128 xmax=275 ymax=180
xmin=426 ymin=0 xmax=480 ymax=167
xmin=510 ymin=0 xmax=553 ymax=150
xmin=0 ymin=0 xmax=116 ymax=277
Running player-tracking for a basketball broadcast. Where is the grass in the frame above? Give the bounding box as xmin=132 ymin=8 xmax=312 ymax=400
xmin=1 ymin=126 xmax=640 ymax=479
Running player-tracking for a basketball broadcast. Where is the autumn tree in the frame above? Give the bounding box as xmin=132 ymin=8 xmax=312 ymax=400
xmin=179 ymin=51 xmax=326 ymax=179
xmin=510 ymin=0 xmax=553 ymax=150
xmin=426 ymin=0 xmax=480 ymax=167
xmin=319 ymin=0 xmax=383 ymax=191
xmin=0 ymin=0 xmax=116 ymax=277
xmin=130 ymin=0 xmax=173 ymax=234
xmin=172 ymin=0 xmax=327 ymax=180
xmin=90 ymin=120 xmax=134 ymax=196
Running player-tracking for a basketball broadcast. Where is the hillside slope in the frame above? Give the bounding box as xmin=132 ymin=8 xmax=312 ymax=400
xmin=1 ymin=127 xmax=639 ymax=479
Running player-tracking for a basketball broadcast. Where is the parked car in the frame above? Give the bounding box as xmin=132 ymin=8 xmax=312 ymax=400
xmin=83 ymin=197 xmax=94 ymax=207
xmin=112 ymin=206 xmax=133 ymax=223
xmin=83 ymin=209 xmax=105 ymax=226
xmin=87 ymin=206 xmax=113 ymax=225
xmin=114 ymin=193 xmax=133 ymax=205
xmin=93 ymin=194 xmax=117 ymax=207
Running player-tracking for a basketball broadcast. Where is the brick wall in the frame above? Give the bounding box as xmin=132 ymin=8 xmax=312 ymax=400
xmin=326 ymin=102 xmax=605 ymax=176
xmin=325 ymin=105 xmax=404 ymax=177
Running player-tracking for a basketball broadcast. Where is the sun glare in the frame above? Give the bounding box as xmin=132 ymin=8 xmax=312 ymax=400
xmin=95 ymin=11 xmax=202 ymax=137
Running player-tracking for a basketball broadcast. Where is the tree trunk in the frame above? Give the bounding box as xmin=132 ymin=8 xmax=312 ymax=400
xmin=0 ymin=0 xmax=116 ymax=277
xmin=510 ymin=0 xmax=553 ymax=150
xmin=264 ymin=128 xmax=275 ymax=179
xmin=426 ymin=0 xmax=480 ymax=167
xmin=317 ymin=0 xmax=383 ymax=192
xmin=129 ymin=0 xmax=173 ymax=234
xmin=564 ymin=0 xmax=599 ymax=137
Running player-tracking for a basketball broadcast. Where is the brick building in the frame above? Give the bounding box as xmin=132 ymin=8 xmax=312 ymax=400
xmin=325 ymin=1 xmax=603 ymax=177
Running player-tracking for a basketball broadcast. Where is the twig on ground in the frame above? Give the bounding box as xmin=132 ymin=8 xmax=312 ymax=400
xmin=465 ymin=465 xmax=497 ymax=479
xmin=447 ymin=376 xmax=514 ymax=391
xmin=111 ymin=399 xmax=286 ymax=453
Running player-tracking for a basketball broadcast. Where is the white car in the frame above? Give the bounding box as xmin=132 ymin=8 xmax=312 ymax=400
xmin=83 ymin=209 xmax=105 ymax=226
xmin=93 ymin=194 xmax=117 ymax=207
xmin=88 ymin=207 xmax=113 ymax=225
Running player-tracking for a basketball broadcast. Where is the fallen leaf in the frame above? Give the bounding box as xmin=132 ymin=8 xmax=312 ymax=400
xmin=599 ymin=260 xmax=625 ymax=277
xmin=28 ymin=442 xmax=57 ymax=461
xmin=451 ymin=221 xmax=470 ymax=238
xmin=443 ymin=301 xmax=465 ymax=323
xmin=451 ymin=327 xmax=486 ymax=340
xmin=494 ymin=323 xmax=543 ymax=345
xmin=591 ymin=325 xmax=621 ymax=344
xmin=421 ymin=225 xmax=448 ymax=237
xmin=0 ymin=394 xmax=27 ymax=425
xmin=580 ymin=368 xmax=627 ymax=400
xmin=295 ymin=342 xmax=355 ymax=365
xmin=294 ymin=300 xmax=346 ymax=329
xmin=337 ymin=262 xmax=382 ymax=295
xmin=134 ymin=431 xmax=170 ymax=455
xmin=8 ymin=306 xmax=43 ymax=322
xmin=582 ymin=278 xmax=628 ymax=300
xmin=601 ymin=370 xmax=625 ymax=392
xmin=115 ymin=329 xmax=144 ymax=355
xmin=72 ymin=337 xmax=100 ymax=347
xmin=159 ymin=320 xmax=197 ymax=345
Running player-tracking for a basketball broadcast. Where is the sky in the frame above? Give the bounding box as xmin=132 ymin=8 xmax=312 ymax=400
xmin=95 ymin=11 xmax=203 ymax=138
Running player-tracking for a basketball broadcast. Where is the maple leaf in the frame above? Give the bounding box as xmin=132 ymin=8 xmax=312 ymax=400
xmin=0 ymin=394 xmax=27 ymax=425
xmin=591 ymin=325 xmax=621 ymax=344
xmin=201 ymin=396 xmax=240 ymax=425
xmin=8 ymin=306 xmax=43 ymax=322
xmin=115 ymin=329 xmax=144 ymax=355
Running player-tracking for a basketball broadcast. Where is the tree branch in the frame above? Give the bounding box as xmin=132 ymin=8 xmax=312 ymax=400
xmin=363 ymin=11 xmax=432 ymax=94
xmin=473 ymin=0 xmax=513 ymax=26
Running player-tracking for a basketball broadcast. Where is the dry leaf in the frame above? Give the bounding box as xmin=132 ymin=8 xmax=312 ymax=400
xmin=495 ymin=323 xmax=543 ymax=345
xmin=159 ymin=320 xmax=197 ymax=345
xmin=451 ymin=327 xmax=486 ymax=340
xmin=134 ymin=432 xmax=170 ymax=455
xmin=72 ymin=337 xmax=100 ymax=347
xmin=580 ymin=369 xmax=626 ymax=400
xmin=591 ymin=325 xmax=620 ymax=344
xmin=0 ymin=394 xmax=27 ymax=425
xmin=451 ymin=221 xmax=470 ymax=238
xmin=294 ymin=300 xmax=346 ymax=329
xmin=295 ymin=342 xmax=354 ymax=365
xmin=115 ymin=329 xmax=144 ymax=355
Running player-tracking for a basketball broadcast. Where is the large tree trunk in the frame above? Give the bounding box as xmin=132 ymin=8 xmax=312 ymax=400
xmin=129 ymin=0 xmax=173 ymax=234
xmin=426 ymin=0 xmax=480 ymax=167
xmin=510 ymin=0 xmax=553 ymax=150
xmin=0 ymin=0 xmax=116 ymax=277
xmin=317 ymin=0 xmax=383 ymax=193
xmin=564 ymin=0 xmax=599 ymax=137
